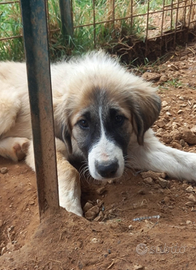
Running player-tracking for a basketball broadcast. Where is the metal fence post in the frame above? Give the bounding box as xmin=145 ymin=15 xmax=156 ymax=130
xmin=20 ymin=0 xmax=59 ymax=219
xmin=59 ymin=0 xmax=73 ymax=41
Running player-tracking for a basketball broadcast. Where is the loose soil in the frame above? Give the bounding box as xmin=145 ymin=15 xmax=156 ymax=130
xmin=1 ymin=43 xmax=196 ymax=270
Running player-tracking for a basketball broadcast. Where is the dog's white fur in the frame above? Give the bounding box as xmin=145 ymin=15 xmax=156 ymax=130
xmin=0 ymin=51 xmax=196 ymax=216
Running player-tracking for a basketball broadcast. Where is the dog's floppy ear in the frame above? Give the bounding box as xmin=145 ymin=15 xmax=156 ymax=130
xmin=62 ymin=124 xmax=72 ymax=154
xmin=128 ymin=90 xmax=161 ymax=145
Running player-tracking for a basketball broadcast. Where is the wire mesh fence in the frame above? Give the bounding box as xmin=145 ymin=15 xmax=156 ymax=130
xmin=0 ymin=0 xmax=196 ymax=62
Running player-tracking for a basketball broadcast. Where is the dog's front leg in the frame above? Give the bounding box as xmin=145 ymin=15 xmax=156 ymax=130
xmin=56 ymin=149 xmax=82 ymax=216
xmin=26 ymin=138 xmax=83 ymax=216
xmin=129 ymin=129 xmax=196 ymax=182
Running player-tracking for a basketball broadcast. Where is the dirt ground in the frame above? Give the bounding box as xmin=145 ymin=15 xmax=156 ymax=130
xmin=1 ymin=43 xmax=196 ymax=270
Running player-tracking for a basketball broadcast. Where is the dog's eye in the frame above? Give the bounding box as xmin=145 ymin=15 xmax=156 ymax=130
xmin=78 ymin=119 xmax=89 ymax=130
xmin=114 ymin=115 xmax=125 ymax=126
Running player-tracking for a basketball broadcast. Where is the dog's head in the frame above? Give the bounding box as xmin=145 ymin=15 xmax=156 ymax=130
xmin=57 ymin=51 xmax=161 ymax=181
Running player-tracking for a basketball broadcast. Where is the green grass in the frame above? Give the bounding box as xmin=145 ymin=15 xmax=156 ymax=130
xmin=0 ymin=2 xmax=24 ymax=61
xmin=0 ymin=0 xmax=177 ymax=62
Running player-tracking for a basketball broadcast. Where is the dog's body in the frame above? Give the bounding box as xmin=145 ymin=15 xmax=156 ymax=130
xmin=1 ymin=51 xmax=196 ymax=216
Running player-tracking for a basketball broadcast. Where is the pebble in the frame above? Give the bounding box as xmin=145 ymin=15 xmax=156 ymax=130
xmin=0 ymin=167 xmax=8 ymax=174
xmin=170 ymin=130 xmax=181 ymax=140
xmin=185 ymin=201 xmax=195 ymax=207
xmin=186 ymin=220 xmax=192 ymax=225
xmin=180 ymin=139 xmax=185 ymax=147
xmin=134 ymin=265 xmax=145 ymax=270
xmin=182 ymin=129 xmax=196 ymax=144
xmin=162 ymin=101 xmax=168 ymax=107
xmin=159 ymin=75 xmax=168 ymax=84
xmin=29 ymin=200 xmax=35 ymax=205
xmin=190 ymin=126 xmax=196 ymax=133
xmin=158 ymin=178 xmax=170 ymax=188
xmin=91 ymin=237 xmax=100 ymax=243
xmin=83 ymin=202 xmax=94 ymax=212
xmin=156 ymin=120 xmax=166 ymax=128
xmin=143 ymin=177 xmax=153 ymax=184
xmin=84 ymin=205 xmax=100 ymax=220
xmin=94 ymin=211 xmax=104 ymax=222
xmin=172 ymin=142 xmax=182 ymax=149
xmin=140 ymin=171 xmax=166 ymax=180
xmin=137 ymin=189 xmax=146 ymax=195
xmin=142 ymin=72 xmax=161 ymax=81
xmin=163 ymin=196 xmax=170 ymax=203
xmin=96 ymin=186 xmax=107 ymax=195
xmin=107 ymin=179 xmax=115 ymax=184
xmin=186 ymin=186 xmax=194 ymax=193
xmin=162 ymin=134 xmax=172 ymax=144
xmin=166 ymin=111 xmax=172 ymax=116
xmin=96 ymin=199 xmax=104 ymax=208
xmin=188 ymin=194 xmax=196 ymax=203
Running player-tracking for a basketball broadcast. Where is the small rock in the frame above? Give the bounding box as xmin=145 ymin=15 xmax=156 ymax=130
xmin=134 ymin=265 xmax=145 ymax=270
xmin=128 ymin=224 xmax=133 ymax=230
xmin=188 ymin=194 xmax=196 ymax=203
xmin=180 ymin=139 xmax=185 ymax=147
xmin=191 ymin=126 xmax=196 ymax=133
xmin=158 ymin=178 xmax=170 ymax=188
xmin=83 ymin=202 xmax=94 ymax=213
xmin=156 ymin=120 xmax=166 ymax=128
xmin=166 ymin=111 xmax=172 ymax=116
xmin=107 ymin=179 xmax=115 ymax=184
xmin=186 ymin=220 xmax=192 ymax=225
xmin=96 ymin=186 xmax=107 ymax=195
xmin=162 ymin=105 xmax=171 ymax=111
xmin=91 ymin=237 xmax=100 ymax=243
xmin=178 ymin=110 xmax=183 ymax=114
xmin=142 ymin=72 xmax=161 ymax=81
xmin=78 ymin=261 xmax=83 ymax=270
xmin=96 ymin=199 xmax=104 ymax=208
xmin=162 ymin=134 xmax=173 ymax=144
xmin=85 ymin=205 xmax=100 ymax=220
xmin=182 ymin=129 xmax=196 ymax=145
xmin=140 ymin=171 xmax=166 ymax=180
xmin=29 ymin=200 xmax=35 ymax=205
xmin=159 ymin=75 xmax=168 ymax=84
xmin=185 ymin=201 xmax=195 ymax=207
xmin=1 ymin=247 xmax=6 ymax=255
xmin=143 ymin=177 xmax=153 ymax=184
xmin=186 ymin=186 xmax=194 ymax=193
xmin=162 ymin=100 xmax=168 ymax=107
xmin=172 ymin=142 xmax=182 ymax=149
xmin=163 ymin=196 xmax=170 ymax=203
xmin=94 ymin=211 xmax=104 ymax=222
xmin=0 ymin=167 xmax=8 ymax=174
xmin=138 ymin=189 xmax=146 ymax=195
xmin=170 ymin=130 xmax=181 ymax=141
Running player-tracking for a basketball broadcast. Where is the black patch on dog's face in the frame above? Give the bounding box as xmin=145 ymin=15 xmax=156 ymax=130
xmin=71 ymin=88 xmax=132 ymax=160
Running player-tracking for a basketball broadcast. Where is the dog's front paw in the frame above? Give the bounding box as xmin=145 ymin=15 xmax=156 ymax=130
xmin=13 ymin=138 xmax=30 ymax=161
xmin=57 ymin=158 xmax=83 ymax=217
xmin=60 ymin=197 xmax=83 ymax=217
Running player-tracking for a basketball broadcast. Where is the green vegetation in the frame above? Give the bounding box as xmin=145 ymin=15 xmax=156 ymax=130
xmin=0 ymin=0 xmax=177 ymax=61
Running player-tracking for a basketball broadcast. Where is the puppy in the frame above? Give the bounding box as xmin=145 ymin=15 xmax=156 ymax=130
xmin=0 ymin=51 xmax=196 ymax=216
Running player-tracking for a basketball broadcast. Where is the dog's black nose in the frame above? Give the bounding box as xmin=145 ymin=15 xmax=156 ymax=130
xmin=95 ymin=160 xmax=119 ymax=178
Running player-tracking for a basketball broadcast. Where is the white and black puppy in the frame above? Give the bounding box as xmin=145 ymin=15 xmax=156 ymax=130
xmin=0 ymin=51 xmax=196 ymax=216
